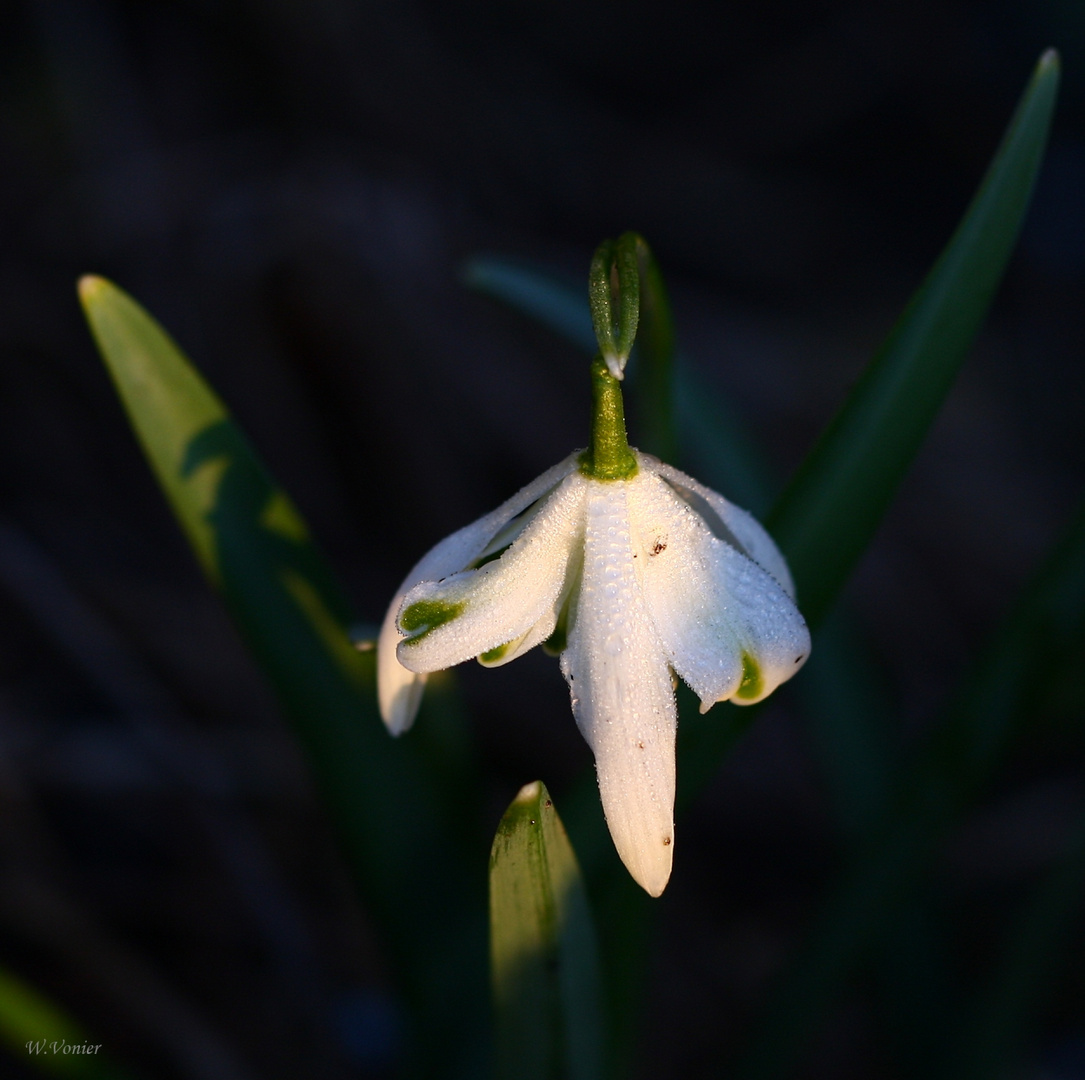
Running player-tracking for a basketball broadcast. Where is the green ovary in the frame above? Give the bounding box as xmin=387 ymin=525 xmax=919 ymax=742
xmin=735 ymin=652 xmax=763 ymax=700
xmin=400 ymin=598 xmax=465 ymax=643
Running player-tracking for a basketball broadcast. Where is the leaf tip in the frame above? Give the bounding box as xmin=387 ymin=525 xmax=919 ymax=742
xmin=1038 ymin=47 xmax=1060 ymax=74
xmin=77 ymin=275 xmax=113 ymax=312
xmin=514 ymin=780 xmax=543 ymax=806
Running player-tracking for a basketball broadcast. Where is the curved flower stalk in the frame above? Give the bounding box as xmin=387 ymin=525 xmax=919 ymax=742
xmin=378 ymin=240 xmax=810 ymax=896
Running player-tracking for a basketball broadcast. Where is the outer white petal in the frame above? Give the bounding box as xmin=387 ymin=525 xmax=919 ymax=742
xmin=646 ymin=455 xmax=797 ymax=598
xmin=561 ymin=479 xmax=676 ymax=897
xmin=632 ymin=472 xmax=810 ymax=711
xmin=710 ymin=543 xmax=811 ymax=705
xmin=631 ymin=472 xmax=744 ymax=707
xmin=378 ymin=451 xmax=581 ymax=734
xmin=396 ymin=473 xmax=587 ymax=673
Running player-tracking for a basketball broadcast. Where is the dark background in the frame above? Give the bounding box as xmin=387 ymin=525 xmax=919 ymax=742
xmin=1 ymin=1 xmax=1084 ymax=1077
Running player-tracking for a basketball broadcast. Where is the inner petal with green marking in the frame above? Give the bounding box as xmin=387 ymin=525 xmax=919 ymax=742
xmin=399 ymin=598 xmax=466 ymax=644
xmin=735 ymin=652 xmax=763 ymax=700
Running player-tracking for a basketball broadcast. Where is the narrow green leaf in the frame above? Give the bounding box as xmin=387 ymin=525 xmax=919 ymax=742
xmin=490 ymin=782 xmax=604 ymax=1080
xmin=737 ymin=494 xmax=1085 ymax=1080
xmin=723 ymin=59 xmax=1062 ymax=1069
xmin=797 ymin=610 xmax=894 ymax=841
xmin=0 ymin=965 xmax=132 ymax=1079
xmin=768 ymin=49 xmax=1060 ymax=628
xmin=948 ymin=814 xmax=1085 ymax=1080
xmin=78 ymin=277 xmax=484 ymax=1077
xmin=461 ymin=258 xmax=597 ymax=354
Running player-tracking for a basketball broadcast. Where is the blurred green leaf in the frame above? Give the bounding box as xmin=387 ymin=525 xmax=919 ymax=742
xmin=629 ymin=234 xmax=677 ymax=462
xmin=0 ymin=965 xmax=131 ymax=1079
xmin=461 ymin=258 xmax=596 ymax=354
xmin=78 ymin=277 xmax=485 ymax=1077
xmin=490 ymin=782 xmax=603 ymax=1080
xmin=948 ymin=812 xmax=1085 ymax=1080
xmin=738 ymin=494 xmax=1085 ymax=1080
xmin=768 ymin=49 xmax=1061 ymax=628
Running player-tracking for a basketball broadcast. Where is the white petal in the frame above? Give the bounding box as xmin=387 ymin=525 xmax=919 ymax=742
xmin=646 ymin=455 xmax=797 ymax=598
xmin=631 ymin=473 xmax=744 ymax=707
xmin=378 ymin=602 xmax=428 ymax=736
xmin=710 ymin=544 xmax=811 ymax=705
xmin=377 ymin=451 xmax=581 ymax=734
xmin=632 ymin=472 xmax=810 ymax=711
xmin=561 ymin=479 xmax=675 ymax=897
xmin=397 ymin=473 xmax=587 ymax=673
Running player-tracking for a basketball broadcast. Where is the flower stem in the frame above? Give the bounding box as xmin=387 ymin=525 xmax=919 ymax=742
xmin=581 ymin=355 xmax=638 ymax=480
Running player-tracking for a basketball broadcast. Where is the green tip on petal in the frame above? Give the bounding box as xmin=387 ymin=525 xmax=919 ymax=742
xmin=735 ymin=652 xmax=764 ymax=700
xmin=400 ymin=598 xmax=466 ymax=644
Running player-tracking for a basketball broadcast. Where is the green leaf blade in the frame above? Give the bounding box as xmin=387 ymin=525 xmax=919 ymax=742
xmin=490 ymin=782 xmax=604 ymax=1080
xmin=736 ymin=496 xmax=1085 ymax=1080
xmin=0 ymin=965 xmax=133 ymax=1080
xmin=769 ymin=49 xmax=1060 ymax=627
xmin=79 ymin=276 xmax=484 ymax=1076
xmin=948 ymin=813 xmax=1085 ymax=1080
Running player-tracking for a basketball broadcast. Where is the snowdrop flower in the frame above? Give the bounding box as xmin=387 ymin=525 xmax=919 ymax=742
xmin=378 ymin=237 xmax=810 ymax=896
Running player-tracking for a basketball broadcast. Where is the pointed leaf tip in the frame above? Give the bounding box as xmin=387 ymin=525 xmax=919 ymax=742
xmin=514 ymin=780 xmax=542 ymax=804
xmin=77 ymin=274 xmax=107 ymax=303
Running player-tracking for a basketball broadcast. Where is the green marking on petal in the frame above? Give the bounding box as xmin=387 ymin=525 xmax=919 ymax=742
xmin=479 ymin=641 xmax=511 ymax=665
xmin=736 ymin=652 xmax=763 ymax=700
xmin=400 ymin=599 xmax=466 ymax=644
xmin=542 ymin=559 xmax=580 ymax=656
xmin=542 ymin=621 xmax=567 ymax=656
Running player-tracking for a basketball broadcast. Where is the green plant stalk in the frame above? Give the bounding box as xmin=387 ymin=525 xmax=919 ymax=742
xmin=581 ymin=356 xmax=638 ymax=480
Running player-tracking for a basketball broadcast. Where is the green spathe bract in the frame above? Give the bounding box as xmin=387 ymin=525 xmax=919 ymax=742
xmin=588 ymin=232 xmax=640 ymax=375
